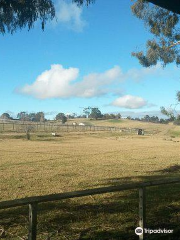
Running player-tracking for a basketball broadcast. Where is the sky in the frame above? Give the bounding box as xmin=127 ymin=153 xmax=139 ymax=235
xmin=0 ymin=0 xmax=180 ymax=119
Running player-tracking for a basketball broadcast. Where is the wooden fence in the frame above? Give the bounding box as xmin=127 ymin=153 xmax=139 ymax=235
xmin=0 ymin=122 xmax=140 ymax=134
xmin=0 ymin=178 xmax=180 ymax=240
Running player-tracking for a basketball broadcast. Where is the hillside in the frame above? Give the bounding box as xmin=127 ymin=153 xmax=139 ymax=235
xmin=68 ymin=118 xmax=180 ymax=136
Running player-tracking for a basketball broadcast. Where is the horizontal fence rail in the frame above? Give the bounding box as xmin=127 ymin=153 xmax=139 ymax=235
xmin=1 ymin=178 xmax=180 ymax=240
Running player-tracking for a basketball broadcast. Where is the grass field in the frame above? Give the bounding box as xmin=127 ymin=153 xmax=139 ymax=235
xmin=1 ymin=120 xmax=180 ymax=239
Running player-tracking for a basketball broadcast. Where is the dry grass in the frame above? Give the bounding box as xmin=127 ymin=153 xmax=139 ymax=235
xmin=1 ymin=120 xmax=180 ymax=239
xmin=1 ymin=131 xmax=180 ymax=200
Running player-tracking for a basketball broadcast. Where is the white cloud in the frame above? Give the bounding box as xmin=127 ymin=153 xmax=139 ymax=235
xmin=18 ymin=65 xmax=122 ymax=99
xmin=112 ymin=95 xmax=148 ymax=109
xmin=18 ymin=64 xmax=162 ymax=100
xmin=53 ymin=0 xmax=86 ymax=32
xmin=76 ymin=66 xmax=123 ymax=97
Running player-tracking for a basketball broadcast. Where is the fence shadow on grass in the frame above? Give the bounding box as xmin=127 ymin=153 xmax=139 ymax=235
xmin=98 ymin=166 xmax=180 ymax=240
xmin=1 ymin=166 xmax=180 ymax=239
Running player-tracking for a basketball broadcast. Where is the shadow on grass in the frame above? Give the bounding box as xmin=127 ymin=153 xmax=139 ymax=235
xmin=1 ymin=167 xmax=180 ymax=239
xmin=157 ymin=165 xmax=180 ymax=174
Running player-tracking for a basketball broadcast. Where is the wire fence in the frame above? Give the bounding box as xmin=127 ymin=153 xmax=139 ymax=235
xmin=0 ymin=122 xmax=142 ymax=134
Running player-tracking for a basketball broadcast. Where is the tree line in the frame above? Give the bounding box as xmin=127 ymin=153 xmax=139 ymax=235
xmin=0 ymin=108 xmax=121 ymax=123
xmin=1 ymin=104 xmax=180 ymax=125
xmin=0 ymin=112 xmax=46 ymax=122
xmin=127 ymin=115 xmax=170 ymax=124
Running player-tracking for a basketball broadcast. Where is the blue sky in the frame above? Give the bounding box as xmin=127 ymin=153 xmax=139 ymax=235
xmin=0 ymin=0 xmax=180 ymax=119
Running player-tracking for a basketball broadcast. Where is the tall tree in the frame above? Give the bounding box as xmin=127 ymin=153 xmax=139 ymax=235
xmin=160 ymin=92 xmax=180 ymax=121
xmin=35 ymin=112 xmax=45 ymax=122
xmin=17 ymin=111 xmax=29 ymax=121
xmin=0 ymin=0 xmax=55 ymax=34
xmin=83 ymin=107 xmax=91 ymax=118
xmin=131 ymin=0 xmax=180 ymax=67
xmin=56 ymin=113 xmax=67 ymax=124
xmin=28 ymin=113 xmax=36 ymax=122
xmin=73 ymin=0 xmax=180 ymax=68
xmin=89 ymin=108 xmax=102 ymax=120
xmin=161 ymin=106 xmax=176 ymax=121
xmin=0 ymin=112 xmax=12 ymax=120
xmin=0 ymin=0 xmax=94 ymax=34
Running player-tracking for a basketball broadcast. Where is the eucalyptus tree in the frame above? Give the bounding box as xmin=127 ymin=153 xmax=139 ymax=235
xmin=73 ymin=0 xmax=180 ymax=68
xmin=131 ymin=0 xmax=180 ymax=67
xmin=0 ymin=0 xmax=94 ymax=34
xmin=2 ymin=0 xmax=180 ymax=67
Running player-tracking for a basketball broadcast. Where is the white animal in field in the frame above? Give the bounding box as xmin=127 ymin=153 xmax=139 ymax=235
xmin=52 ymin=132 xmax=56 ymax=136
xmin=79 ymin=123 xmax=85 ymax=126
xmin=72 ymin=122 xmax=77 ymax=126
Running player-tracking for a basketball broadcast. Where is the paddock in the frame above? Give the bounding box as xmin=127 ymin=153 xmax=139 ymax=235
xmin=1 ymin=123 xmax=180 ymax=239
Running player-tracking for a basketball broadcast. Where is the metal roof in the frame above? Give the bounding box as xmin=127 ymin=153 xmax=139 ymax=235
xmin=147 ymin=0 xmax=180 ymax=14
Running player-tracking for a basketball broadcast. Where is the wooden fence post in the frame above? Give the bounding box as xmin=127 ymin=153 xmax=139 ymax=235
xmin=139 ymin=187 xmax=146 ymax=240
xmin=28 ymin=203 xmax=38 ymax=240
